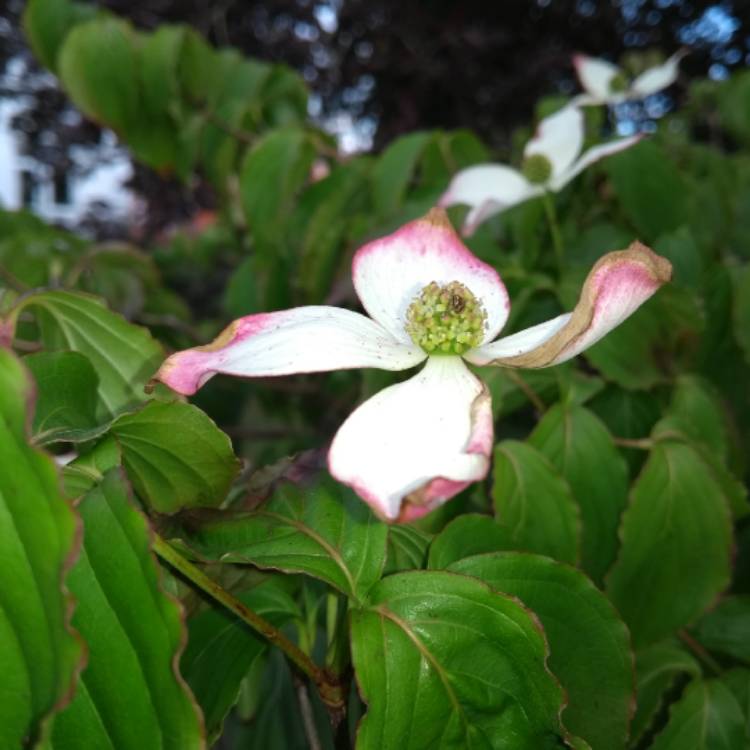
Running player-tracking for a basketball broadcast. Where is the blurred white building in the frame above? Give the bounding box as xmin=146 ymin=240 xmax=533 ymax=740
xmin=0 ymin=89 xmax=134 ymax=227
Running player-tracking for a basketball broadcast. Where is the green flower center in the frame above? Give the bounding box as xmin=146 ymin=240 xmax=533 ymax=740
xmin=405 ymin=281 xmax=487 ymax=355
xmin=521 ymin=153 xmax=553 ymax=185
xmin=608 ymin=72 xmax=630 ymax=93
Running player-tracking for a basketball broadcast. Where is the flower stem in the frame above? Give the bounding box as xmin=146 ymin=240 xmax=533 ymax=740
xmin=152 ymin=533 xmax=346 ymax=717
xmin=613 ymin=436 xmax=654 ymax=450
xmin=542 ymin=191 xmax=564 ymax=272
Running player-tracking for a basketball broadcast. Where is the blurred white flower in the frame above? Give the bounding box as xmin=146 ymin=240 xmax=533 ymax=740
xmin=439 ymin=106 xmax=640 ymax=235
xmin=573 ymin=50 xmax=686 ymax=105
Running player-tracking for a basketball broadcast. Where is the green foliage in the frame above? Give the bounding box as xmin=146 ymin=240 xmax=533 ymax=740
xmin=25 ymin=351 xmax=100 ymax=444
xmin=50 ymin=470 xmax=204 ymax=749
xmin=180 ymin=476 xmax=388 ymax=601
xmin=604 ymin=141 xmax=689 ymax=241
xmin=606 ymin=440 xmax=732 ymax=648
xmin=182 ymin=579 xmax=301 ymax=741
xmin=492 ymin=440 xmax=581 ymax=564
xmin=10 ymin=290 xmax=164 ymax=420
xmin=445 ymin=553 xmax=633 ymax=750
xmin=631 ymin=641 xmax=701 ymax=743
xmin=8 ymin=2 xmax=750 ymax=746
xmin=648 ymin=679 xmax=745 ymax=750
xmin=110 ymin=400 xmax=241 ymax=513
xmin=0 ymin=349 xmax=83 ymax=748
xmin=529 ymin=403 xmax=628 ymax=583
xmin=350 ymin=571 xmax=576 ymax=749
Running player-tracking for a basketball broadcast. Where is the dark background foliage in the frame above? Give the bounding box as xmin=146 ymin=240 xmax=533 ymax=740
xmin=1 ymin=0 xmax=748 ymax=237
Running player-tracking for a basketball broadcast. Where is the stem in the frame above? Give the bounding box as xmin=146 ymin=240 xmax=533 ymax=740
xmin=613 ymin=436 xmax=654 ymax=450
xmin=506 ymin=369 xmax=545 ymax=413
xmin=542 ymin=191 xmax=564 ymax=272
xmin=152 ymin=534 xmax=346 ymax=716
xmin=678 ymin=629 xmax=722 ymax=676
xmin=295 ymin=678 xmax=323 ymax=750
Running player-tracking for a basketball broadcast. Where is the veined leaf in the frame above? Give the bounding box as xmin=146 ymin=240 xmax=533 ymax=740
xmin=25 ymin=351 xmax=100 ymax=445
xmin=179 ymin=476 xmax=388 ymax=601
xmin=350 ymin=571 xmax=576 ymax=749
xmin=110 ymin=400 xmax=241 ymax=513
xmin=10 ymin=290 xmax=164 ymax=421
xmin=448 ymin=553 xmax=633 ymax=750
xmin=428 ymin=514 xmax=515 ymax=571
xmin=493 ymin=440 xmax=580 ymax=565
xmin=649 ymin=679 xmax=745 ymax=750
xmin=631 ymin=640 xmax=700 ymax=743
xmin=529 ymin=404 xmax=628 ymax=583
xmin=606 ymin=441 xmax=732 ymax=648
xmin=50 ymin=470 xmax=204 ymax=749
xmin=0 ymin=348 xmax=83 ymax=748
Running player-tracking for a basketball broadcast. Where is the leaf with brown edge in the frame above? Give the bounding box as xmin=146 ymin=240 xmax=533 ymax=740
xmin=0 ymin=347 xmax=84 ymax=748
xmin=50 ymin=469 xmax=205 ymax=749
xmin=350 ymin=571 xmax=584 ymax=750
xmin=7 ymin=290 xmax=164 ymax=421
xmin=606 ymin=440 xmax=732 ymax=649
xmin=174 ymin=474 xmax=388 ymax=602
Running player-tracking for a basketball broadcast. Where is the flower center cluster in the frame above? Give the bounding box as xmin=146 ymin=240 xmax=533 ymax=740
xmin=521 ymin=153 xmax=553 ymax=184
xmin=405 ymin=281 xmax=487 ymax=355
xmin=608 ymin=72 xmax=630 ymax=93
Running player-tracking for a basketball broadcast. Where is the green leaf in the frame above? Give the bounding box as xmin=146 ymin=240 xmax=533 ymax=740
xmin=447 ymin=553 xmax=633 ymax=750
xmin=11 ymin=291 xmax=164 ymax=421
xmin=654 ymin=378 xmax=750 ymax=520
xmin=23 ymin=0 xmax=97 ymax=72
xmin=62 ymin=436 xmax=121 ymax=499
xmin=691 ymin=596 xmax=750 ymax=666
xmin=588 ymin=386 xmax=661 ymax=443
xmin=428 ymin=514 xmax=515 ymax=570
xmin=180 ymin=476 xmax=388 ymax=601
xmin=606 ymin=441 xmax=732 ymax=648
xmin=110 ymin=400 xmax=240 ymax=513
xmin=50 ymin=470 xmax=203 ymax=749
xmin=350 ymin=571 xmax=573 ymax=749
xmin=371 ymin=131 xmax=433 ymax=218
xmin=292 ymin=160 xmax=370 ymax=302
xmin=0 ymin=348 xmax=83 ymax=748
xmin=631 ymin=640 xmax=701 ymax=743
xmin=384 ymin=524 xmax=432 ymax=575
xmin=492 ymin=440 xmax=580 ymax=565
xmin=58 ymin=17 xmax=140 ymax=133
xmin=240 ymin=128 xmax=316 ymax=253
xmin=529 ymin=404 xmax=628 ymax=583
xmin=733 ymin=265 xmax=750 ymax=368
xmin=604 ymin=140 xmax=689 ymax=240
xmin=649 ymin=679 xmax=745 ymax=750
xmin=182 ymin=579 xmax=300 ymax=741
xmin=654 ymin=227 xmax=704 ymax=289
xmin=139 ymin=25 xmax=185 ymax=119
xmin=721 ymin=669 xmax=750 ymax=742
xmin=25 ymin=351 xmax=103 ymax=445
xmin=658 ymin=375 xmax=730 ymax=461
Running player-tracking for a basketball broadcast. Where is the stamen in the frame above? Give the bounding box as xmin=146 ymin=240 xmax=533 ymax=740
xmin=608 ymin=72 xmax=629 ymax=93
xmin=521 ymin=153 xmax=553 ymax=185
xmin=405 ymin=281 xmax=488 ymax=355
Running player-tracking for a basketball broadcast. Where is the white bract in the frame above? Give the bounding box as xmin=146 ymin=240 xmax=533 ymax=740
xmin=439 ymin=106 xmax=640 ymax=235
xmin=155 ymin=209 xmax=671 ymax=523
xmin=573 ymin=50 xmax=685 ymax=105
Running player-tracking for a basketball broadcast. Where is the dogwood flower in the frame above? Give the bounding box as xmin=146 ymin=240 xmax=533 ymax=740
xmin=438 ymin=106 xmax=640 ymax=236
xmin=154 ymin=209 xmax=671 ymax=523
xmin=572 ymin=50 xmax=686 ymax=106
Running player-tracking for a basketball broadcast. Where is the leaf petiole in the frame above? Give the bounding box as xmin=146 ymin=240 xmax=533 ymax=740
xmin=151 ymin=532 xmax=347 ymax=720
